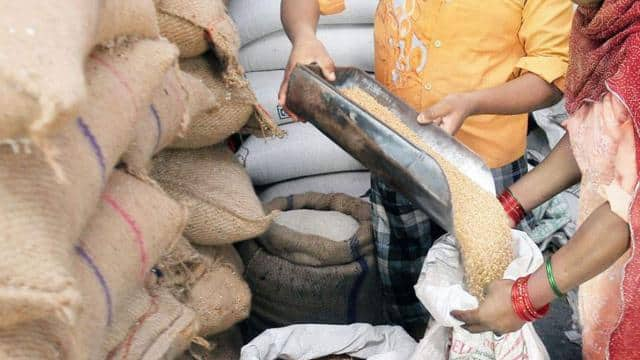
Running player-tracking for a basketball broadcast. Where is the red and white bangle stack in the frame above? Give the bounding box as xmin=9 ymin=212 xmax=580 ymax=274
xmin=511 ymin=275 xmax=550 ymax=322
xmin=498 ymin=189 xmax=526 ymax=225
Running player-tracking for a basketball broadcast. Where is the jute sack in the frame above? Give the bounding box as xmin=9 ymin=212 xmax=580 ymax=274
xmin=96 ymin=0 xmax=160 ymax=45
xmin=238 ymin=239 xmax=385 ymax=335
xmin=0 ymin=39 xmax=178 ymax=329
xmin=171 ymin=56 xmax=280 ymax=149
xmin=179 ymin=326 xmax=243 ymax=360
xmin=155 ymin=0 xmax=242 ymax=84
xmin=260 ymin=193 xmax=374 ymax=267
xmin=73 ymin=170 xmax=188 ymax=359
xmin=104 ymin=289 xmax=199 ymax=360
xmin=0 ymin=318 xmax=77 ymax=359
xmin=151 ymin=145 xmax=276 ymax=245
xmin=0 ymin=0 xmax=100 ymax=144
xmin=158 ymin=238 xmax=251 ymax=337
xmin=122 ymin=65 xmax=190 ymax=175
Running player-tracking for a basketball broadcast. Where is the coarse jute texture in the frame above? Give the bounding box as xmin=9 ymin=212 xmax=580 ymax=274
xmin=341 ymin=87 xmax=513 ymax=299
xmin=0 ymin=318 xmax=77 ymax=359
xmin=155 ymin=0 xmax=243 ymax=85
xmin=123 ymin=65 xmax=189 ymax=175
xmin=179 ymin=70 xmax=219 ymax=126
xmin=0 ymin=0 xmax=100 ymax=144
xmin=0 ymin=39 xmax=178 ymax=329
xmin=74 ymin=171 xmax=187 ymax=359
xmin=151 ymin=145 xmax=276 ymax=245
xmin=104 ymin=289 xmax=199 ymax=360
xmin=158 ymin=238 xmax=250 ymax=337
xmin=96 ymin=0 xmax=160 ymax=45
xmin=238 ymin=239 xmax=384 ymax=334
xmin=179 ymin=326 xmax=243 ymax=360
xmin=261 ymin=192 xmax=374 ymax=266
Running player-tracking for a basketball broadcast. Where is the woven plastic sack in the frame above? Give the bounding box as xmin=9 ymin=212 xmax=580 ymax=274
xmin=238 ymin=239 xmax=384 ymax=335
xmin=261 ymin=193 xmax=374 ymax=266
xmin=155 ymin=0 xmax=243 ymax=85
xmin=152 ymin=145 xmax=276 ymax=245
xmin=240 ymin=25 xmax=374 ymax=73
xmin=0 ymin=39 xmax=178 ymax=329
xmin=259 ymin=172 xmax=371 ymax=203
xmin=73 ymin=170 xmax=187 ymax=358
xmin=231 ymin=0 xmax=376 ymax=46
xmin=123 ymin=65 xmax=189 ymax=174
xmin=236 ymin=122 xmax=365 ymax=186
xmin=0 ymin=0 xmax=100 ymax=145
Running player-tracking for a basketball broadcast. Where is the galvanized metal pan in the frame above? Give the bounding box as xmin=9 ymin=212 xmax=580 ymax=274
xmin=285 ymin=64 xmax=495 ymax=233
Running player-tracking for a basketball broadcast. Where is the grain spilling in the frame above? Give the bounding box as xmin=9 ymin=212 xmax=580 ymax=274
xmin=341 ymin=87 xmax=513 ymax=299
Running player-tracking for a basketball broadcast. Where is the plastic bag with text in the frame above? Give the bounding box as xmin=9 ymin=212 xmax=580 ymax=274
xmin=411 ymin=230 xmax=550 ymax=360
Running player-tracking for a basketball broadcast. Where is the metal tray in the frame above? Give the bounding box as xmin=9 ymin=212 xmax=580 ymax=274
xmin=285 ymin=64 xmax=494 ymax=233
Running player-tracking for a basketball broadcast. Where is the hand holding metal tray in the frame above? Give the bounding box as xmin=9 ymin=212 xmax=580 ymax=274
xmin=285 ymin=64 xmax=495 ymax=234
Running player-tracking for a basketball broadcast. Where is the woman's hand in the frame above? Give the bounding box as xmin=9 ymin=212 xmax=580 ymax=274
xmin=417 ymin=93 xmax=478 ymax=135
xmin=450 ymin=279 xmax=526 ymax=335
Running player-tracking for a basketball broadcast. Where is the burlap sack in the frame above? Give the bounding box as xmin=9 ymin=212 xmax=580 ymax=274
xmin=0 ymin=39 xmax=178 ymax=329
xmin=155 ymin=0 xmax=242 ymax=84
xmin=0 ymin=318 xmax=77 ymax=359
xmin=96 ymin=0 xmax=160 ymax=45
xmin=180 ymin=70 xmax=219 ymax=122
xmin=0 ymin=0 xmax=100 ymax=144
xmin=179 ymin=326 xmax=243 ymax=360
xmin=151 ymin=145 xmax=276 ymax=245
xmin=261 ymin=193 xmax=374 ymax=266
xmin=105 ymin=289 xmax=199 ymax=360
xmin=158 ymin=238 xmax=250 ymax=337
xmin=123 ymin=65 xmax=190 ymax=174
xmin=73 ymin=170 xmax=187 ymax=358
xmin=171 ymin=56 xmax=280 ymax=149
xmin=238 ymin=239 xmax=385 ymax=335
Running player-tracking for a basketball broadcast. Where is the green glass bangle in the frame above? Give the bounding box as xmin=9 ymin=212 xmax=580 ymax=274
xmin=546 ymin=257 xmax=565 ymax=298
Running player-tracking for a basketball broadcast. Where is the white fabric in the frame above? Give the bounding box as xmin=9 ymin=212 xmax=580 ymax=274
xmin=240 ymin=25 xmax=374 ymax=73
xmin=259 ymin=172 xmax=371 ymax=202
xmin=275 ymin=210 xmax=360 ymax=242
xmin=246 ymin=70 xmax=293 ymax=126
xmin=236 ymin=122 xmax=365 ymax=186
xmin=412 ymin=230 xmax=550 ymax=360
xmin=240 ymin=323 xmax=417 ymax=360
xmin=532 ymin=98 xmax=569 ymax=149
xmin=231 ymin=0 xmax=377 ymax=46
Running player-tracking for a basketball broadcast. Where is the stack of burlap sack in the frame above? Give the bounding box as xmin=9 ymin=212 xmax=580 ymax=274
xmin=0 ymin=0 xmax=277 ymax=358
xmin=230 ymin=0 xmax=376 ymax=202
xmin=150 ymin=0 xmax=284 ymax=358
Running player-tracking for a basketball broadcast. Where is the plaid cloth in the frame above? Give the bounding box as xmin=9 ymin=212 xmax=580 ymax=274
xmin=370 ymin=156 xmax=529 ymax=330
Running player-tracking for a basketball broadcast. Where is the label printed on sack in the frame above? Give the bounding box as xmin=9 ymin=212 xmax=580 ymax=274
xmin=277 ymin=105 xmax=291 ymax=120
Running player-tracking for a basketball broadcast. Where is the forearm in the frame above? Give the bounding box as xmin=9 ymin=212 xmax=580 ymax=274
xmin=509 ymin=134 xmax=580 ymax=212
xmin=281 ymin=0 xmax=320 ymax=44
xmin=468 ymin=73 xmax=562 ymax=116
xmin=529 ymin=202 xmax=631 ymax=308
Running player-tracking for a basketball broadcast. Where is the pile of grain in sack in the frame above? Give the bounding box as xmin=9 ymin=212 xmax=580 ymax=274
xmin=0 ymin=0 xmax=281 ymax=358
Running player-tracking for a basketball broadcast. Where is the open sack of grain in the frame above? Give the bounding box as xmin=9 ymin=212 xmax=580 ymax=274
xmin=157 ymin=238 xmax=251 ymax=339
xmin=0 ymin=38 xmax=178 ymax=329
xmin=152 ymin=145 xmax=276 ymax=246
xmin=259 ymin=171 xmax=371 ymax=203
xmin=0 ymin=0 xmax=161 ymax=149
xmin=238 ymin=192 xmax=384 ymax=336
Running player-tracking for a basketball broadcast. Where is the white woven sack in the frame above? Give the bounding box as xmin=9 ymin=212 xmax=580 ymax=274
xmin=240 ymin=25 xmax=374 ymax=73
xmin=231 ymin=0 xmax=377 ymax=46
xmin=235 ymin=122 xmax=365 ymax=186
xmin=259 ymin=172 xmax=371 ymax=203
xmin=246 ymin=70 xmax=293 ymax=126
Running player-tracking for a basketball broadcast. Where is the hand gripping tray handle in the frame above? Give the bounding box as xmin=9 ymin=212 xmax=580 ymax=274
xmin=285 ymin=65 xmax=496 ymax=234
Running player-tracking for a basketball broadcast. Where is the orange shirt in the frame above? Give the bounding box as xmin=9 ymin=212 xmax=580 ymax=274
xmin=319 ymin=0 xmax=572 ymax=168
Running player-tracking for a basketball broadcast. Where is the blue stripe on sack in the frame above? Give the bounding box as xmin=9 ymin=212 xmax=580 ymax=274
xmin=149 ymin=104 xmax=162 ymax=152
xmin=76 ymin=117 xmax=106 ymax=184
xmin=347 ymin=234 xmax=368 ymax=323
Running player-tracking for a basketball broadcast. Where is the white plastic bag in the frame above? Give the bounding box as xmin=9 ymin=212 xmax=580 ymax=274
xmin=240 ymin=323 xmax=417 ymax=360
xmin=412 ymin=230 xmax=550 ymax=360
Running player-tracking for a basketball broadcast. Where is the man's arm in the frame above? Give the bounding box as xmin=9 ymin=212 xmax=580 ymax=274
xmin=279 ymin=0 xmax=336 ymax=107
xmin=417 ymin=73 xmax=562 ymax=134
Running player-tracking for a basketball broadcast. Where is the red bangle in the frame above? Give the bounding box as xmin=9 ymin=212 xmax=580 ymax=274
xmin=498 ymin=189 xmax=526 ymax=225
xmin=511 ymin=275 xmax=550 ymax=322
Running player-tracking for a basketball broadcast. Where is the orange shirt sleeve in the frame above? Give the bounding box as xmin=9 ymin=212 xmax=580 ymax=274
xmin=318 ymin=0 xmax=345 ymax=15
xmin=516 ymin=0 xmax=573 ymax=91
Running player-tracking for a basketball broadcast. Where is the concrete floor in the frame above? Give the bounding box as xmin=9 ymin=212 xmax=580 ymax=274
xmin=534 ymin=298 xmax=582 ymax=359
